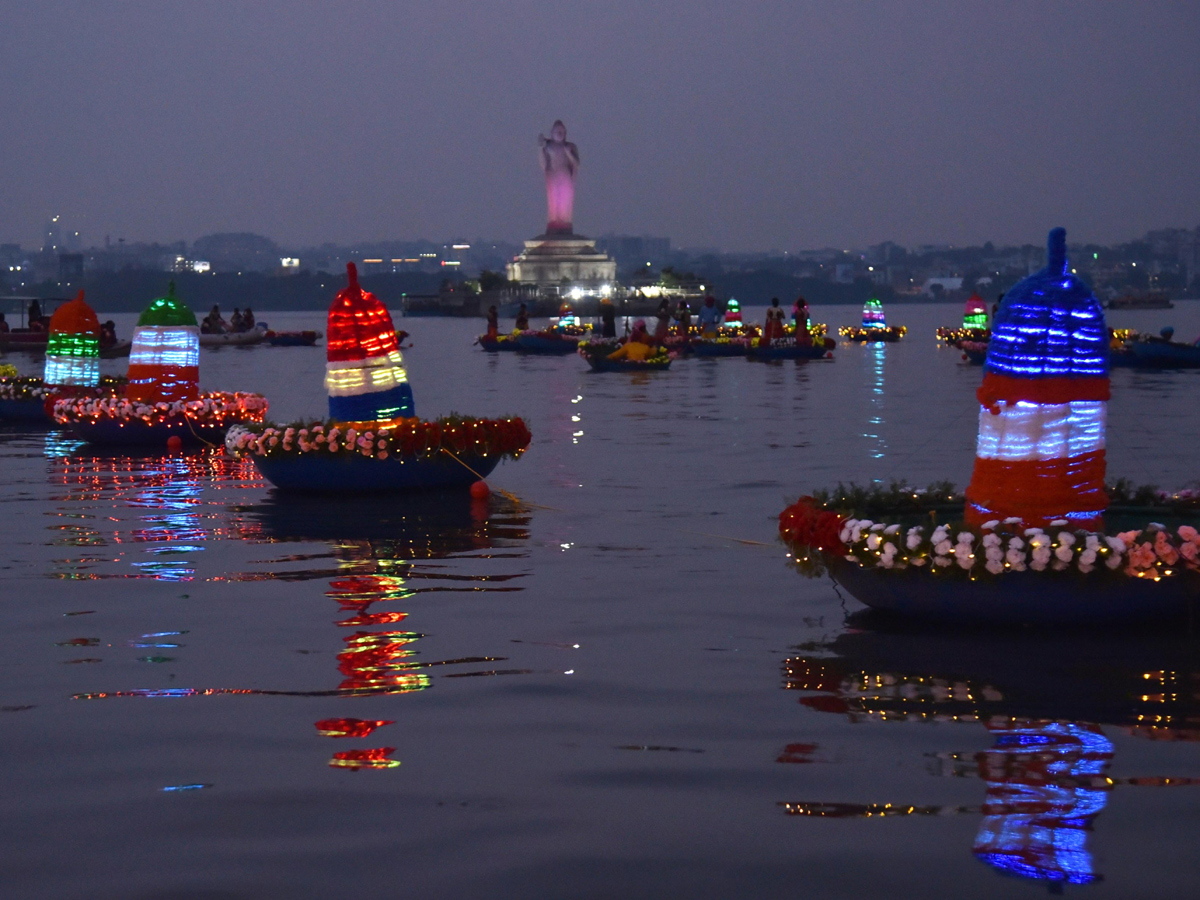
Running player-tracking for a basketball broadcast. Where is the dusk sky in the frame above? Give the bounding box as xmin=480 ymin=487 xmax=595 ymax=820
xmin=2 ymin=1 xmax=1197 ymax=252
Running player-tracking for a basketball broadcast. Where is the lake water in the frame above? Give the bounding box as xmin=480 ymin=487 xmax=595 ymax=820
xmin=2 ymin=302 xmax=1199 ymax=898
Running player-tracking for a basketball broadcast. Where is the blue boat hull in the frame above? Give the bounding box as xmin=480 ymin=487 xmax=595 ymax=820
xmin=514 ymin=334 xmax=581 ymax=355
xmin=1126 ymin=340 xmax=1200 ymax=369
xmin=829 ymin=558 xmax=1198 ymax=626
xmin=0 ymin=399 xmax=49 ymax=422
xmin=691 ymin=341 xmax=748 ymax=357
xmin=747 ymin=344 xmax=831 ymax=360
xmin=478 ymin=334 xmax=520 ymax=352
xmin=252 ymin=452 xmax=501 ymax=493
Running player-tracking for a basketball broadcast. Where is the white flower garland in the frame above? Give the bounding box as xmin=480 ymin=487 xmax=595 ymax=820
xmin=837 ymin=516 xmax=1200 ymax=580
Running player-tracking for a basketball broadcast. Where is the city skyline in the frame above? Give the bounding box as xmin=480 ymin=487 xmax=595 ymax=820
xmin=2 ymin=2 xmax=1198 ymax=252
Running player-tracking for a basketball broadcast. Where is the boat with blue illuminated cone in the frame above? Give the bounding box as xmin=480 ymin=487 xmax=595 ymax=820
xmin=52 ymin=283 xmax=268 ymax=446
xmin=780 ymin=229 xmax=1200 ymax=626
xmin=0 ymin=292 xmax=125 ymax=422
xmin=839 ymin=298 xmax=906 ymax=343
xmin=227 ymin=263 xmax=530 ymax=494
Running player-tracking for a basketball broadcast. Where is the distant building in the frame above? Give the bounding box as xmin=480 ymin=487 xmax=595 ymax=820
xmin=42 ymin=216 xmax=62 ymax=253
xmin=922 ymin=277 xmax=963 ymax=296
xmin=866 ymin=241 xmax=906 ymax=265
xmin=191 ymin=232 xmax=281 ymax=273
xmin=58 ymin=253 xmax=84 ymax=283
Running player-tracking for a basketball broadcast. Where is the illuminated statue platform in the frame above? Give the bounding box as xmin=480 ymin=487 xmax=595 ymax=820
xmin=506 ymin=234 xmax=616 ymax=286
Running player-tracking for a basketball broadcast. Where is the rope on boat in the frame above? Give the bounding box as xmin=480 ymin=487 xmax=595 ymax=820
xmin=438 ymin=447 xmax=559 ymax=510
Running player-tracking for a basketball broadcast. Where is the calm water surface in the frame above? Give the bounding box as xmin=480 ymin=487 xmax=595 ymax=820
xmin=2 ymin=303 xmax=1199 ymax=898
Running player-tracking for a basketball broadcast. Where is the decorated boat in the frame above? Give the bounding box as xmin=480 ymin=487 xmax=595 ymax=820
xmin=1123 ymin=335 xmax=1200 ymax=369
xmin=477 ymin=332 xmax=521 ymax=352
xmin=227 ymin=263 xmax=530 ymax=494
xmin=53 ymin=283 xmax=267 ymax=446
xmin=959 ymin=340 xmax=988 ymax=365
xmin=936 ymin=293 xmax=990 ymax=343
xmin=746 ymin=335 xmax=835 ymax=360
xmin=577 ymin=337 xmax=673 ymax=371
xmin=577 ymin=336 xmax=673 ymax=371
xmin=781 ymin=229 xmax=1200 ymax=626
xmin=514 ymin=327 xmax=587 ymax=354
xmin=0 ymin=292 xmax=125 ymax=422
xmin=691 ymin=335 xmax=750 ymax=357
xmin=839 ymin=298 xmax=906 ymax=342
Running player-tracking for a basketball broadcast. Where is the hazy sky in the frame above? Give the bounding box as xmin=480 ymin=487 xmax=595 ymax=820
xmin=2 ymin=1 xmax=1197 ymax=252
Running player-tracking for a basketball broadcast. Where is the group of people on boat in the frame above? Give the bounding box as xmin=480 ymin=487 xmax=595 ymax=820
xmin=486 ymin=295 xmax=815 ymax=346
xmin=761 ymin=296 xmax=811 ymax=344
xmin=485 ymin=303 xmax=530 ymax=340
xmin=201 ymin=304 xmax=256 ymax=335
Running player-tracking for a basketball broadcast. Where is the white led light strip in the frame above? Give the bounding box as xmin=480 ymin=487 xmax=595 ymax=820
xmin=325 ymin=351 xmax=408 ymax=397
xmin=975 ymin=400 xmax=1106 ymax=461
xmin=45 ymin=356 xmax=100 ymax=386
xmin=130 ymin=326 xmax=200 ymax=368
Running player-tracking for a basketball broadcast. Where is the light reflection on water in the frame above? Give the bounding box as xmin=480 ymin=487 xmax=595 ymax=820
xmin=2 ymin=305 xmax=1200 ymax=897
xmin=782 ymin=619 xmax=1200 ymax=886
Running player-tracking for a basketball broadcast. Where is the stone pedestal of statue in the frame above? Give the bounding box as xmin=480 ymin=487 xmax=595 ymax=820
xmin=507 ymin=233 xmax=617 ymax=285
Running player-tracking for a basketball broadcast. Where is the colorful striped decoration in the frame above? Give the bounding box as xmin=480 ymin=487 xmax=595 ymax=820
xmin=325 ymin=263 xmax=414 ymax=423
xmin=963 ymin=294 xmax=987 ymax=329
xmin=861 ymin=298 xmax=886 ymax=329
xmin=126 ymin=283 xmax=200 ymax=404
xmin=44 ymin=290 xmax=100 ymax=387
xmin=965 ymin=229 xmax=1109 ymax=527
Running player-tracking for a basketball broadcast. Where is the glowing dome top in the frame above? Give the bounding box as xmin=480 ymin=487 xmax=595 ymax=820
xmin=984 ymin=229 xmax=1107 ymax=380
xmin=137 ymin=283 xmax=198 ymax=328
xmin=48 ymin=290 xmax=100 ymax=338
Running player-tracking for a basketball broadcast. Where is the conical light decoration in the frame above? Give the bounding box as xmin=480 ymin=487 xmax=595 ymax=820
xmin=965 ymin=228 xmax=1109 ymax=527
xmin=861 ymin=298 xmax=886 ymax=329
xmin=325 ymin=262 xmax=414 ymax=422
xmin=725 ymin=298 xmax=742 ymax=324
xmin=44 ymin=290 xmax=100 ymax=387
xmin=963 ymin=294 xmax=987 ymax=329
xmin=126 ymin=282 xmax=200 ymax=404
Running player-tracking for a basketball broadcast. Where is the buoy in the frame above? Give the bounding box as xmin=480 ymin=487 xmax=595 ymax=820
xmin=470 ymin=480 xmax=490 ymax=499
xmin=166 ymin=435 xmax=183 ymax=451
xmin=964 ymin=228 xmax=1108 ymax=528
